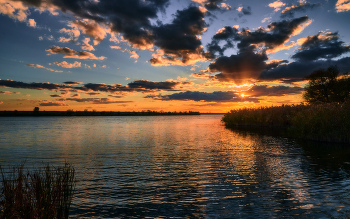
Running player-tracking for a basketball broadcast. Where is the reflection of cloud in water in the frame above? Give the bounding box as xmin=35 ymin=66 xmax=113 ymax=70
xmin=1 ymin=115 xmax=350 ymax=218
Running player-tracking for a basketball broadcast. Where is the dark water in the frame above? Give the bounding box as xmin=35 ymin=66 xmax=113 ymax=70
xmin=1 ymin=115 xmax=350 ymax=218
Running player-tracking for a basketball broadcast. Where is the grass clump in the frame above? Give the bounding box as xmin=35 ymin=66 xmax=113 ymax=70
xmin=222 ymin=101 xmax=350 ymax=143
xmin=0 ymin=162 xmax=75 ymax=219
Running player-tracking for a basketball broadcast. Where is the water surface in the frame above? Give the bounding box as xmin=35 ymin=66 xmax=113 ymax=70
xmin=1 ymin=115 xmax=350 ymax=218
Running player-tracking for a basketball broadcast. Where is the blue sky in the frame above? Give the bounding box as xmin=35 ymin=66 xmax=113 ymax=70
xmin=1 ymin=0 xmax=350 ymax=112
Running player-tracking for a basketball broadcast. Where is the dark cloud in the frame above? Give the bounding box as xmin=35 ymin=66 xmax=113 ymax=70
xmin=281 ymin=3 xmax=321 ymax=18
xmin=209 ymin=46 xmax=287 ymax=82
xmin=63 ymin=81 xmax=83 ymax=85
xmin=47 ymin=46 xmax=106 ymax=60
xmin=108 ymin=95 xmax=123 ymax=98
xmin=238 ymin=16 xmax=310 ymax=51
xmin=59 ymin=98 xmax=133 ymax=104
xmin=39 ymin=102 xmax=69 ymax=106
xmin=203 ymin=0 xmax=225 ymax=11
xmin=87 ymin=92 xmax=102 ymax=96
xmin=27 ymin=0 xmax=167 ymax=49
xmin=244 ymin=85 xmax=303 ymax=96
xmin=1 ymin=79 xmax=187 ymax=94
xmin=206 ymin=26 xmax=239 ymax=56
xmin=18 ymin=0 xmax=42 ymax=7
xmin=207 ymin=16 xmax=310 ymax=57
xmin=145 ymin=91 xmax=259 ymax=102
xmin=292 ymin=32 xmax=350 ymax=61
xmin=0 ymin=91 xmax=20 ymax=95
xmin=127 ymin=80 xmax=180 ymax=90
xmin=15 ymin=0 xmax=213 ymax=65
xmin=238 ymin=6 xmax=252 ymax=17
xmin=50 ymin=94 xmax=65 ymax=97
xmin=0 ymin=79 xmax=71 ymax=91
xmin=260 ymin=57 xmax=350 ymax=82
xmin=150 ymin=6 xmax=209 ymax=65
xmin=205 ymin=16 xmax=310 ymax=82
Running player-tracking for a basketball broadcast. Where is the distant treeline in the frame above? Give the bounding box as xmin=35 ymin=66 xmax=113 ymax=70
xmin=222 ymin=101 xmax=350 ymax=144
xmin=0 ymin=110 xmax=200 ymax=117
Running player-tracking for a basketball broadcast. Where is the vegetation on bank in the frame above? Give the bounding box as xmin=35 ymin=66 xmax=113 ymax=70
xmin=222 ymin=65 xmax=350 ymax=143
xmin=222 ymin=101 xmax=350 ymax=143
xmin=0 ymin=163 xmax=75 ymax=219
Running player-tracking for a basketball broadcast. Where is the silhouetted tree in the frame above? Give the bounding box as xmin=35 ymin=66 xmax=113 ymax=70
xmin=303 ymin=65 xmax=350 ymax=104
xmin=33 ymin=107 xmax=40 ymax=113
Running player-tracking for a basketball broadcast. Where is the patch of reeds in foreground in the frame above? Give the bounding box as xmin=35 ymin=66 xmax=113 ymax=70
xmin=222 ymin=101 xmax=350 ymax=143
xmin=0 ymin=162 xmax=75 ymax=219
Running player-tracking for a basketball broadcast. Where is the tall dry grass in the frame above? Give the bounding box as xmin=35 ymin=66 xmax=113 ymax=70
xmin=222 ymin=101 xmax=350 ymax=143
xmin=0 ymin=162 xmax=75 ymax=219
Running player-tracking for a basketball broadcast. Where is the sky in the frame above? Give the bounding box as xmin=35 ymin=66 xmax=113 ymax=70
xmin=0 ymin=0 xmax=350 ymax=113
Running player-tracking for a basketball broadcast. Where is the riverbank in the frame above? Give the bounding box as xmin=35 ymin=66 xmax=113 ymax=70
xmin=222 ymin=101 xmax=350 ymax=144
xmin=0 ymin=110 xmax=200 ymax=117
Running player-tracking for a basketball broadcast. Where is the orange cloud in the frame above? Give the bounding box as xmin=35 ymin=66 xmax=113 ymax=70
xmin=47 ymin=46 xmax=106 ymax=60
xmin=27 ymin=18 xmax=36 ymax=27
xmin=269 ymin=0 xmax=286 ymax=11
xmin=27 ymin=64 xmax=63 ymax=73
xmin=336 ymin=0 xmax=350 ymax=12
xmin=69 ymin=20 xmax=109 ymax=45
xmin=53 ymin=61 xmax=81 ymax=68
xmin=82 ymin=38 xmax=95 ymax=51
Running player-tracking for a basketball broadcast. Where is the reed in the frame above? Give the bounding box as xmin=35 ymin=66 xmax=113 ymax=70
xmin=222 ymin=101 xmax=350 ymax=143
xmin=0 ymin=162 xmax=75 ymax=219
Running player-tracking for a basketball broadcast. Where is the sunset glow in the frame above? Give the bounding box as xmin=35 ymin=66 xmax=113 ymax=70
xmin=1 ymin=0 xmax=350 ymax=113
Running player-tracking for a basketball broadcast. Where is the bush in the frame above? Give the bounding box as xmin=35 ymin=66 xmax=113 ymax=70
xmin=0 ymin=162 xmax=75 ymax=219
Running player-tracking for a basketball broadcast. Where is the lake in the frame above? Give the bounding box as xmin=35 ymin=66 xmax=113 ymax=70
xmin=1 ymin=114 xmax=350 ymax=218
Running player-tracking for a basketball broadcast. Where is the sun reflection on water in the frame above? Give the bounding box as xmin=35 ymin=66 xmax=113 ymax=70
xmin=1 ymin=115 xmax=350 ymax=218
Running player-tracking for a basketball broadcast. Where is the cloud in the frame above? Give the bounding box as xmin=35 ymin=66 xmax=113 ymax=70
xmin=237 ymin=6 xmax=252 ymax=17
xmin=108 ymin=94 xmax=123 ymax=98
xmin=281 ymin=2 xmax=321 ymax=18
xmin=63 ymin=81 xmax=83 ymax=85
xmin=68 ymin=20 xmax=109 ymax=45
xmin=192 ymin=0 xmax=231 ymax=11
xmin=209 ymin=47 xmax=287 ymax=83
xmin=50 ymin=94 xmax=65 ymax=98
xmin=207 ymin=16 xmax=311 ymax=57
xmin=269 ymin=0 xmax=286 ymax=12
xmin=336 ymin=0 xmax=350 ymax=12
xmin=39 ymin=102 xmax=69 ymax=106
xmin=149 ymin=6 xmax=210 ymax=66
xmin=59 ymin=27 xmax=80 ymax=39
xmin=53 ymin=61 xmax=81 ymax=68
xmin=71 ymin=93 xmax=80 ymax=98
xmin=110 ymin=46 xmax=121 ymax=49
xmin=59 ymin=98 xmax=132 ymax=104
xmin=260 ymin=56 xmax=350 ymax=82
xmin=127 ymin=80 xmax=181 ymax=90
xmin=81 ymin=38 xmax=95 ymax=51
xmin=292 ymin=32 xmax=350 ymax=61
xmin=2 ymin=79 xmax=197 ymax=97
xmin=125 ymin=50 xmax=139 ymax=59
xmin=0 ymin=79 xmax=71 ymax=91
xmin=27 ymin=18 xmax=36 ymax=27
xmin=205 ymin=16 xmax=311 ymax=83
xmin=145 ymin=91 xmax=259 ymax=102
xmin=0 ymin=91 xmax=20 ymax=95
xmin=86 ymin=92 xmax=102 ymax=96
xmin=47 ymin=46 xmax=106 ymax=60
xmin=0 ymin=0 xmax=29 ymax=22
xmin=244 ymin=85 xmax=303 ymax=96
xmin=26 ymin=64 xmax=63 ymax=72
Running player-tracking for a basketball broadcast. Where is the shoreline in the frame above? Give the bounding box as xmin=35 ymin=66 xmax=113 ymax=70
xmin=222 ymin=102 xmax=350 ymax=144
xmin=0 ymin=111 xmax=200 ymax=117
